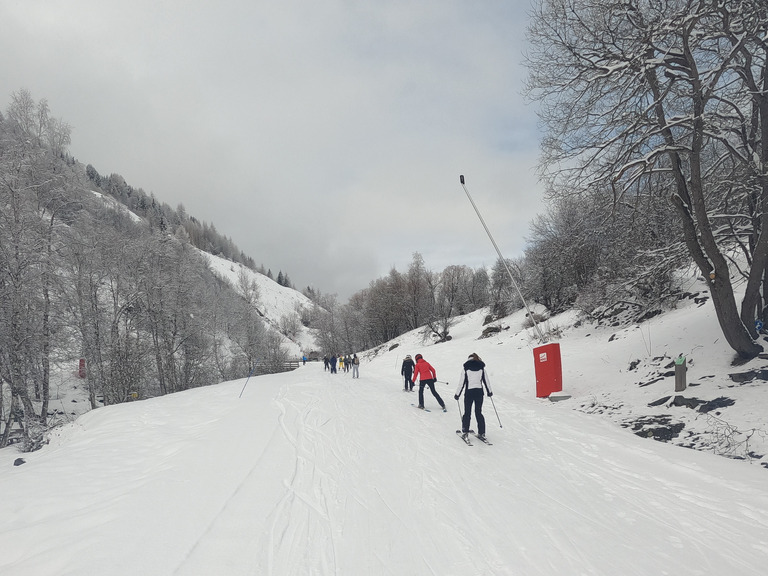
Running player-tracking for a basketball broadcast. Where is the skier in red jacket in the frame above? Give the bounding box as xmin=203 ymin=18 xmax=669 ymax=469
xmin=412 ymin=353 xmax=446 ymax=411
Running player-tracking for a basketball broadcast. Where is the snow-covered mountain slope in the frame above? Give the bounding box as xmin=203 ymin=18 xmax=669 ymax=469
xmin=1 ymin=285 xmax=766 ymax=575
xmin=89 ymin=190 xmax=145 ymax=224
xmin=87 ymin=188 xmax=319 ymax=357
xmin=202 ymin=251 xmax=318 ymax=356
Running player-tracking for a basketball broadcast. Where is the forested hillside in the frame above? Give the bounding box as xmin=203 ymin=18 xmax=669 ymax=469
xmin=0 ymin=90 xmax=313 ymax=452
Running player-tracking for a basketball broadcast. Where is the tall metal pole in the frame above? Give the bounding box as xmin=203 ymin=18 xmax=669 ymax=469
xmin=459 ymin=175 xmax=546 ymax=343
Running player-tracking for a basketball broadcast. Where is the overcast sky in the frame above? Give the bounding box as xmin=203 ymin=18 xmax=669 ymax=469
xmin=1 ymin=0 xmax=544 ymax=300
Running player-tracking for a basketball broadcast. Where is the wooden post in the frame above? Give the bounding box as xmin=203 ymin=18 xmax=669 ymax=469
xmin=674 ymin=354 xmax=687 ymax=392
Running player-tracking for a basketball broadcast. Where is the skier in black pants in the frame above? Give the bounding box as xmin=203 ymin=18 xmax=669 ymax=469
xmin=455 ymin=353 xmax=493 ymax=441
xmin=401 ymin=355 xmax=415 ymax=391
xmin=413 ymin=354 xmax=446 ymax=411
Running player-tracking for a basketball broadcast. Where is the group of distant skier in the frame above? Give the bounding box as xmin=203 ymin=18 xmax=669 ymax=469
xmin=401 ymin=352 xmax=493 ymax=442
xmin=323 ymin=354 xmax=360 ymax=378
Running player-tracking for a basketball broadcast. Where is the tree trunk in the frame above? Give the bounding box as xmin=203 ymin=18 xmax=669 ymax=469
xmin=672 ymin=195 xmax=762 ymax=359
xmin=709 ymin=265 xmax=763 ymax=359
xmin=0 ymin=383 xmax=9 ymax=448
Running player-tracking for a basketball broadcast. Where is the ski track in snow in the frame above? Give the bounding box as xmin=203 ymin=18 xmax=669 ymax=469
xmin=2 ymin=339 xmax=768 ymax=575
xmin=261 ymin=366 xmax=767 ymax=576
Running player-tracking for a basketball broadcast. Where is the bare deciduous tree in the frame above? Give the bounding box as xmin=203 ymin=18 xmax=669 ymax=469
xmin=526 ymin=0 xmax=768 ymax=358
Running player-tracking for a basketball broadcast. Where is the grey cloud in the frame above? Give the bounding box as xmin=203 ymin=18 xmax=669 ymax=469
xmin=0 ymin=0 xmax=543 ymax=299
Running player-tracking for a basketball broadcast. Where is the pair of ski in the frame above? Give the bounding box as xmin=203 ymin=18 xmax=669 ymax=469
xmin=456 ymin=430 xmax=492 ymax=446
xmin=412 ymin=403 xmax=446 ymax=413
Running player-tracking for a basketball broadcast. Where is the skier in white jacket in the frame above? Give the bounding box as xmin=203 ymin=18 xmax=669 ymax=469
xmin=454 ymin=353 xmax=493 ymax=440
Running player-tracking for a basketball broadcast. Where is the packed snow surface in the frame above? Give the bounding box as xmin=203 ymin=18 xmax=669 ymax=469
xmin=1 ymin=295 xmax=767 ymax=575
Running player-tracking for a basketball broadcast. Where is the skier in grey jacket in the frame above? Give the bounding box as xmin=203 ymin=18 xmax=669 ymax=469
xmin=454 ymin=353 xmax=493 ymax=440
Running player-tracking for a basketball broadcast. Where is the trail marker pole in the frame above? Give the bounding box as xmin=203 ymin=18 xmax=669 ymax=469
xmin=239 ymin=364 xmax=258 ymax=398
xmin=459 ymin=175 xmax=545 ymax=343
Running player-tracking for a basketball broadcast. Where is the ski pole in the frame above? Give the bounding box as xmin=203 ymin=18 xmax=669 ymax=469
xmin=489 ymin=395 xmax=502 ymax=428
xmin=456 ymin=396 xmax=464 ymax=427
xmin=238 ymin=364 xmax=258 ymax=398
